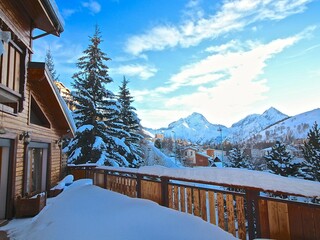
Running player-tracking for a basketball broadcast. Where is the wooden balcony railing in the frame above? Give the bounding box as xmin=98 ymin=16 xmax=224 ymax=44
xmin=67 ymin=165 xmax=320 ymax=240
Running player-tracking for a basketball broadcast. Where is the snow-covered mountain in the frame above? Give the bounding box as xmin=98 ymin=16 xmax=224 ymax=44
xmin=257 ymin=108 xmax=320 ymax=142
xmin=144 ymin=107 xmax=319 ymax=144
xmin=147 ymin=112 xmax=228 ymax=144
xmin=230 ymin=107 xmax=289 ymax=142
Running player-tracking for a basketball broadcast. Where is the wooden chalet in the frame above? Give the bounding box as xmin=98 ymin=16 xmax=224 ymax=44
xmin=183 ymin=147 xmax=210 ymax=167
xmin=0 ymin=0 xmax=75 ymax=220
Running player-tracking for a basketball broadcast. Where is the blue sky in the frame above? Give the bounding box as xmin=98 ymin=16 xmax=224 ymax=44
xmin=33 ymin=0 xmax=320 ymax=128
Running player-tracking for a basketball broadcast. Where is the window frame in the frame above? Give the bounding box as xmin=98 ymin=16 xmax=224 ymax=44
xmin=23 ymin=142 xmax=50 ymax=196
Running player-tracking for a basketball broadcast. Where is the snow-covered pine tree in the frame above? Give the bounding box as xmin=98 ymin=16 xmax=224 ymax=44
xmin=45 ymin=48 xmax=59 ymax=81
xmin=67 ymin=26 xmax=130 ymax=166
xmin=265 ymin=141 xmax=299 ymax=177
xmin=302 ymin=122 xmax=320 ymax=181
xmin=117 ymin=77 xmax=143 ymax=167
xmin=226 ymin=147 xmax=253 ymax=169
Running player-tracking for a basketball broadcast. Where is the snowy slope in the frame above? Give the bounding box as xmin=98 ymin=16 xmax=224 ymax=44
xmin=258 ymin=108 xmax=320 ymax=142
xmin=230 ymin=107 xmax=289 ymax=142
xmin=143 ymin=141 xmax=180 ymax=167
xmin=147 ymin=112 xmax=228 ymax=144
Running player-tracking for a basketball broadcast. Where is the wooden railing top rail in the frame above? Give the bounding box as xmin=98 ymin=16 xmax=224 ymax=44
xmin=93 ymin=166 xmax=320 ymax=200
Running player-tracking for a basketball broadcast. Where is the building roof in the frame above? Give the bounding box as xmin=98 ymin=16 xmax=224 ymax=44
xmin=19 ymin=0 xmax=64 ymax=37
xmin=196 ymin=152 xmax=211 ymax=158
xmin=28 ymin=62 xmax=76 ymax=137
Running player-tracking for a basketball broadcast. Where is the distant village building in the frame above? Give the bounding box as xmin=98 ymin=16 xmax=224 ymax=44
xmin=195 ymin=152 xmax=210 ymax=166
xmin=182 ymin=147 xmax=210 ymax=167
xmin=154 ymin=133 xmax=164 ymax=140
xmin=54 ymin=81 xmax=75 ymax=111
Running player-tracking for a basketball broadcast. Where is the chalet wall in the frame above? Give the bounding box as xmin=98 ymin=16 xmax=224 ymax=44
xmin=1 ymin=81 xmax=64 ymax=197
xmin=195 ymin=154 xmax=209 ymax=166
xmin=0 ymin=1 xmax=32 ymax=49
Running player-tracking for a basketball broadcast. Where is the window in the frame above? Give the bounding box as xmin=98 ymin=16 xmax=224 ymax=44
xmin=25 ymin=142 xmax=49 ymax=195
xmin=0 ymin=37 xmax=24 ymax=113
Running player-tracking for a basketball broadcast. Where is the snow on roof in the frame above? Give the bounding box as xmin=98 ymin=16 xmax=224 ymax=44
xmin=196 ymin=152 xmax=211 ymax=158
xmin=96 ymin=166 xmax=320 ymax=197
xmin=3 ymin=180 xmax=236 ymax=240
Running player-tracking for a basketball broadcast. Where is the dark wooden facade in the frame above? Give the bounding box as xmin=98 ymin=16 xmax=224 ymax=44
xmin=0 ymin=0 xmax=74 ymax=219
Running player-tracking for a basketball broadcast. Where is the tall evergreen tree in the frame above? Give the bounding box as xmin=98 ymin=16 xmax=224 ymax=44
xmin=67 ymin=26 xmax=130 ymax=166
xmin=45 ymin=48 xmax=59 ymax=81
xmin=117 ymin=77 xmax=143 ymax=167
xmin=226 ymin=147 xmax=253 ymax=169
xmin=265 ymin=141 xmax=299 ymax=177
xmin=302 ymin=122 xmax=320 ymax=181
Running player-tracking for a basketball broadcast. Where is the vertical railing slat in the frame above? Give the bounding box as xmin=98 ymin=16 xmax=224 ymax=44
xmin=180 ymin=186 xmax=186 ymax=213
xmin=186 ymin=187 xmax=192 ymax=214
xmin=173 ymin=185 xmax=179 ymax=210
xmin=200 ymin=189 xmax=207 ymax=221
xmin=217 ymin=192 xmax=225 ymax=230
xmin=226 ymin=194 xmax=236 ymax=236
xmin=193 ymin=189 xmax=200 ymax=217
xmin=208 ymin=191 xmax=216 ymax=225
xmin=168 ymin=184 xmax=173 ymax=209
xmin=236 ymin=195 xmax=246 ymax=240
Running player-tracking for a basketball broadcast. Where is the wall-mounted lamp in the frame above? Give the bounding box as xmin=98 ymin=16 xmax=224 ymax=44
xmin=0 ymin=126 xmax=6 ymax=134
xmin=56 ymin=139 xmax=63 ymax=148
xmin=19 ymin=131 xmax=31 ymax=144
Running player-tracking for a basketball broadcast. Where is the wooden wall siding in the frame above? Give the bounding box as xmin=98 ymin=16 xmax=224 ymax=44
xmin=71 ymin=167 xmax=320 ymax=240
xmin=1 ymin=81 xmax=65 ymax=198
xmin=0 ymin=1 xmax=32 ymax=50
xmin=259 ymin=199 xmax=320 ymax=240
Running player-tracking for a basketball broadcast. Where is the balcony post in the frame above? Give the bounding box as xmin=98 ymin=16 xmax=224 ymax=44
xmin=246 ymin=189 xmax=261 ymax=240
xmin=160 ymin=177 xmax=169 ymax=207
xmin=136 ymin=173 xmax=142 ymax=198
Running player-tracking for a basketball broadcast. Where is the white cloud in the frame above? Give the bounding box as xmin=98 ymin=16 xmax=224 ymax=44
xmin=125 ymin=26 xmax=181 ymax=56
xmin=147 ymin=30 xmax=311 ymax=126
xmin=61 ymin=9 xmax=77 ymax=18
xmin=82 ymin=1 xmax=101 ymax=14
xmin=124 ymin=0 xmax=313 ymax=55
xmin=111 ymin=64 xmax=158 ymax=80
xmin=205 ymin=40 xmax=242 ymax=53
xmin=138 ymin=109 xmax=191 ymax=129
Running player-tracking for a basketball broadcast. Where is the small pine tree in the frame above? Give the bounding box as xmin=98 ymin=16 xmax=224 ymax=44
xmin=226 ymin=147 xmax=253 ymax=169
xmin=45 ymin=48 xmax=59 ymax=81
xmin=265 ymin=141 xmax=299 ymax=177
xmin=117 ymin=77 xmax=143 ymax=167
xmin=302 ymin=122 xmax=320 ymax=181
xmin=66 ymin=26 xmax=130 ymax=166
xmin=154 ymin=139 xmax=162 ymax=149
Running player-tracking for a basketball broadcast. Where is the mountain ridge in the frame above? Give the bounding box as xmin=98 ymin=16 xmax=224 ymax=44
xmin=145 ymin=107 xmax=319 ymax=144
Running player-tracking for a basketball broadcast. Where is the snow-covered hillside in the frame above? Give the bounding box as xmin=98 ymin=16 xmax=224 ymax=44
xmin=230 ymin=107 xmax=289 ymax=142
xmin=142 ymin=141 xmax=181 ymax=167
xmin=144 ymin=107 xmax=319 ymax=144
xmin=258 ymin=108 xmax=320 ymax=142
xmin=147 ymin=112 xmax=228 ymax=144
